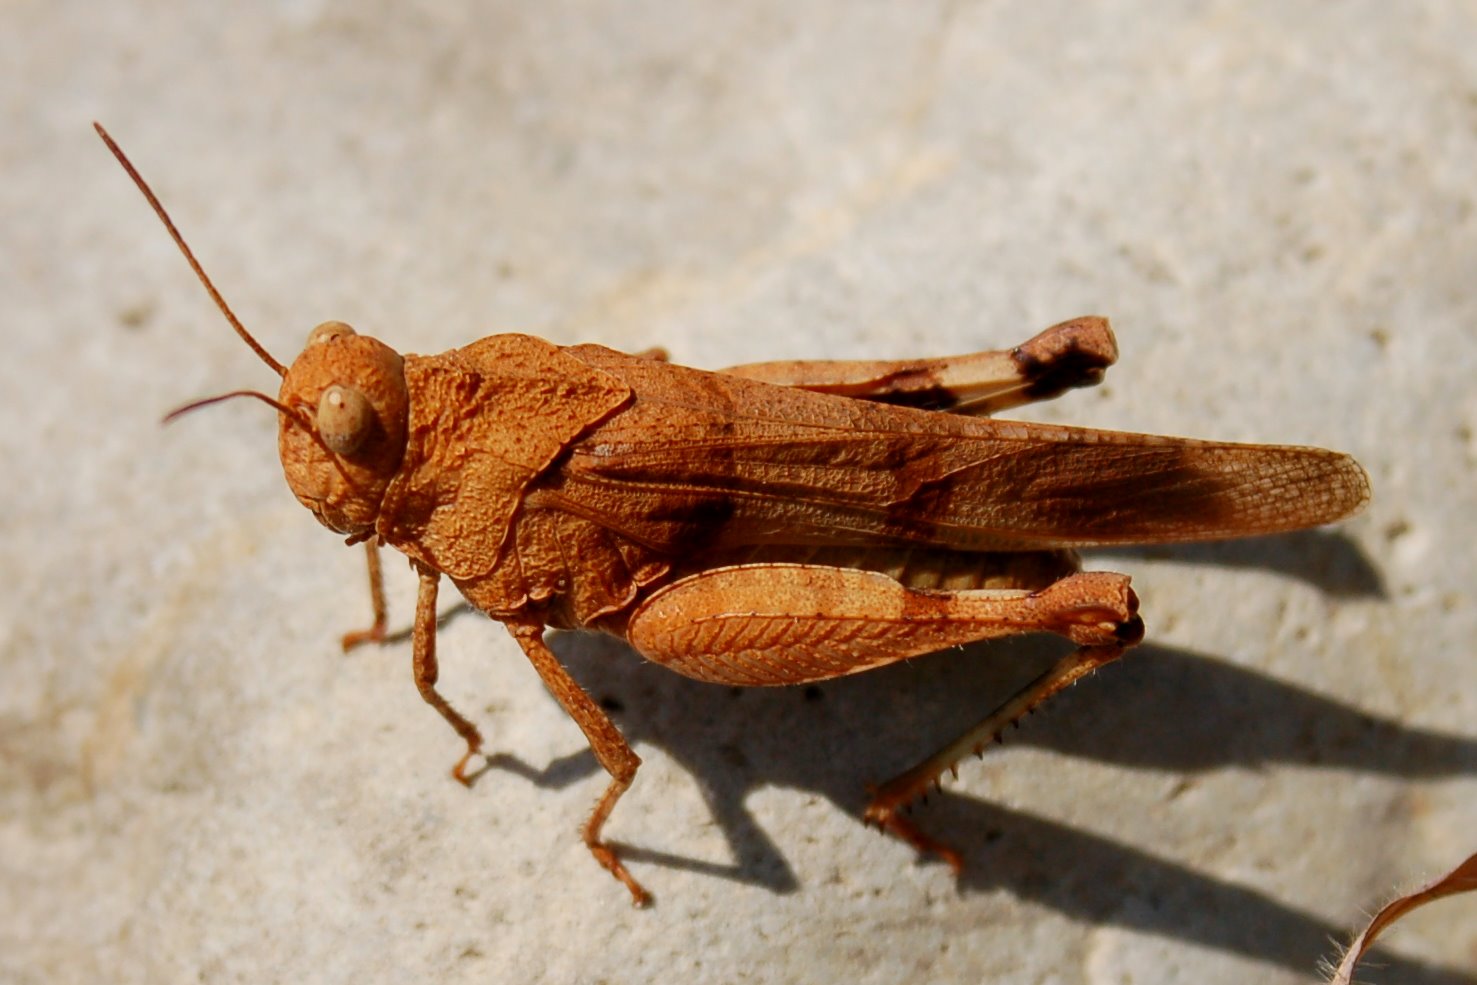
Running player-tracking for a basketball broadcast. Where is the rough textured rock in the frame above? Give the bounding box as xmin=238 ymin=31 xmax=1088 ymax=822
xmin=4 ymin=3 xmax=1474 ymax=982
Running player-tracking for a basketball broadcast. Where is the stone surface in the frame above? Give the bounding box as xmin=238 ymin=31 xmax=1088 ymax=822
xmin=3 ymin=2 xmax=1475 ymax=982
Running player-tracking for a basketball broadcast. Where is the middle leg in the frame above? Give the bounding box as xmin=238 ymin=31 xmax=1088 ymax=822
xmin=504 ymin=618 xmax=651 ymax=907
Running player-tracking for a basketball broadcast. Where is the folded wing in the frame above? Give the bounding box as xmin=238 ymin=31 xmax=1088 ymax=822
xmin=544 ymin=345 xmax=1369 ymax=554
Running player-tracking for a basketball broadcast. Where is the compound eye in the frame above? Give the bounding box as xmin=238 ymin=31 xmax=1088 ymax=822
xmin=316 ymin=384 xmax=373 ymax=455
xmin=306 ymin=321 xmax=357 ymax=347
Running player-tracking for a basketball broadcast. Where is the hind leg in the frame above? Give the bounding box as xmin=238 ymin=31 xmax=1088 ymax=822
xmin=862 ymin=639 xmax=1136 ymax=869
xmin=622 ymin=563 xmax=1143 ymax=866
xmin=717 ymin=316 xmax=1117 ymax=415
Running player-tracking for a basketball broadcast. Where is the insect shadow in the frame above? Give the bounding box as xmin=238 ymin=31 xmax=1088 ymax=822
xmin=391 ymin=534 xmax=1466 ymax=980
xmin=530 ymin=631 xmax=1476 ymax=982
xmin=534 ymin=617 xmax=1477 ymax=980
xmin=1099 ymin=528 xmax=1386 ymax=599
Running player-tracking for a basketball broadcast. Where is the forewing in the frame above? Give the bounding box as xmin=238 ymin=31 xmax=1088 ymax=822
xmin=549 ymin=345 xmax=1369 ymax=554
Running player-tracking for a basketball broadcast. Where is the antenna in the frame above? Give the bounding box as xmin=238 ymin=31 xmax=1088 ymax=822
xmin=161 ymin=389 xmax=304 ymax=426
xmin=95 ymin=122 xmax=287 ymax=378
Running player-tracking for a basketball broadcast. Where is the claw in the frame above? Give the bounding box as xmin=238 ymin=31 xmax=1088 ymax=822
xmin=341 ymin=621 xmax=387 ymax=651
xmin=862 ymin=803 xmax=965 ymax=874
xmin=451 ymin=743 xmax=482 ymax=787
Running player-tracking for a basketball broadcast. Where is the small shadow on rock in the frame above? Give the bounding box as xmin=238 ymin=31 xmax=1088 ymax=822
xmin=1020 ymin=641 xmax=1476 ymax=777
xmin=1092 ymin=528 xmax=1385 ymax=599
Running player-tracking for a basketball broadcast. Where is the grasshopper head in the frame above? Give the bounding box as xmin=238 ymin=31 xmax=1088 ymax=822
xmin=277 ymin=322 xmax=409 ymax=538
xmin=95 ymin=125 xmax=409 ymax=542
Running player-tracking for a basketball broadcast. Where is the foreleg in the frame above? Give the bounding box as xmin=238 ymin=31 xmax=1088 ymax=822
xmin=409 ymin=564 xmax=484 ymax=785
xmin=341 ymin=540 xmax=388 ymax=651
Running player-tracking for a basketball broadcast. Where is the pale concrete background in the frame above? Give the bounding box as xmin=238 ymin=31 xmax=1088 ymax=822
xmin=4 ymin=2 xmax=1476 ymax=983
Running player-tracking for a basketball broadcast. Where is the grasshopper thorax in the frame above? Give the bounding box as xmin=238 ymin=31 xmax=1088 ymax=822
xmin=278 ymin=322 xmax=408 ymax=538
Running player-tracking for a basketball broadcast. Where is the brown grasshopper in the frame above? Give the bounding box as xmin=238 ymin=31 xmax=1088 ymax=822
xmin=98 ymin=124 xmax=1370 ymax=906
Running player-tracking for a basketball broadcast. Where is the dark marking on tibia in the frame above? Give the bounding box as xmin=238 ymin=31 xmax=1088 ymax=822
xmin=1013 ymin=341 xmax=1112 ymax=401
xmin=872 ymin=384 xmax=960 ymax=412
xmin=1012 ymin=316 xmax=1118 ymax=401
xmin=1116 ymin=614 xmax=1146 ymax=645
